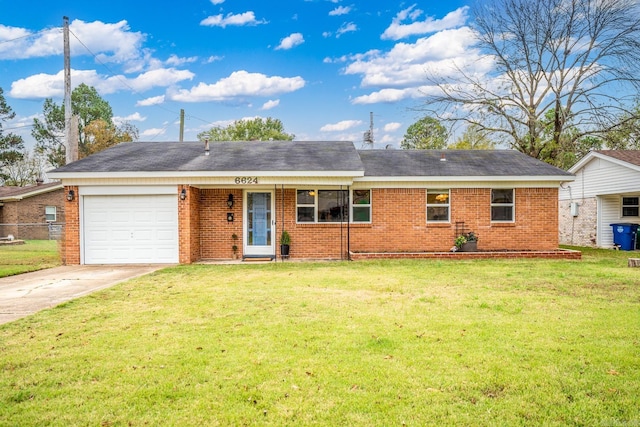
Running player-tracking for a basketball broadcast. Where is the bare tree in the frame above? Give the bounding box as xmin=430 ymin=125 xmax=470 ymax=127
xmin=421 ymin=0 xmax=640 ymax=166
xmin=2 ymin=150 xmax=46 ymax=187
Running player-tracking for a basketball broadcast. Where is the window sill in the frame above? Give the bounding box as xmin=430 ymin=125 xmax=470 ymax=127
xmin=491 ymin=222 xmax=516 ymax=227
xmin=426 ymin=222 xmax=451 ymax=228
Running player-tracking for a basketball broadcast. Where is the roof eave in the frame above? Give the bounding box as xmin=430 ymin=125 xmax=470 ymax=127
xmin=47 ymin=170 xmax=365 ymax=179
xmin=356 ymin=175 xmax=575 ymax=183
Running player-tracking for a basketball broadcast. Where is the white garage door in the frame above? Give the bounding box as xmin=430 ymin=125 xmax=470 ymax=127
xmin=83 ymin=194 xmax=178 ymax=264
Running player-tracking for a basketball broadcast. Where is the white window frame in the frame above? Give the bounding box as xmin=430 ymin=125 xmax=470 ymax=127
xmin=491 ymin=189 xmax=515 ymax=222
xmin=622 ymin=196 xmax=639 ymax=217
xmin=296 ymin=189 xmax=372 ymax=223
xmin=45 ymin=206 xmax=57 ymax=222
xmin=426 ymin=189 xmax=450 ymax=223
xmin=351 ymin=189 xmax=371 ymax=223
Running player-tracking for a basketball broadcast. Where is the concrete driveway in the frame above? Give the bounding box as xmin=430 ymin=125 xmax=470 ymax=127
xmin=0 ymin=265 xmax=168 ymax=325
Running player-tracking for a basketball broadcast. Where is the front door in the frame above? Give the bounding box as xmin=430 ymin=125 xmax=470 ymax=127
xmin=244 ymin=191 xmax=275 ymax=257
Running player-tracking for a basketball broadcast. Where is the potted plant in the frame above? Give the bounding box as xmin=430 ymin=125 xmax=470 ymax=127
xmin=280 ymin=230 xmax=291 ymax=258
xmin=232 ymin=233 xmax=239 ymax=259
xmin=454 ymin=231 xmax=478 ymax=252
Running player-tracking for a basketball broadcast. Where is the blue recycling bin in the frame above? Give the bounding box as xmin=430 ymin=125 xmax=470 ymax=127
xmin=610 ymin=223 xmax=639 ymax=251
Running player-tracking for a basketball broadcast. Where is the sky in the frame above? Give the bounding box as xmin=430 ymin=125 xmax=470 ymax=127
xmin=0 ymin=0 xmax=473 ymax=151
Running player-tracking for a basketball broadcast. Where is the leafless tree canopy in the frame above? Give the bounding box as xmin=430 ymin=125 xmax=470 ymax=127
xmin=421 ymin=0 xmax=640 ymax=166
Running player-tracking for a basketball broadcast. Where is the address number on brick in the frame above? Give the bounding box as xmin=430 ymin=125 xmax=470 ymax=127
xmin=234 ymin=177 xmax=259 ymax=184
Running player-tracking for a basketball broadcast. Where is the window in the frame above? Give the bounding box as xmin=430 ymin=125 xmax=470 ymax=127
xmin=622 ymin=197 xmax=639 ymax=217
xmin=297 ymin=190 xmax=316 ymax=222
xmin=45 ymin=206 xmax=57 ymax=222
xmin=318 ymin=190 xmax=348 ymax=222
xmin=427 ymin=189 xmax=450 ymax=222
xmin=297 ymin=189 xmax=368 ymax=223
xmin=352 ymin=190 xmax=371 ymax=223
xmin=491 ymin=189 xmax=514 ymax=222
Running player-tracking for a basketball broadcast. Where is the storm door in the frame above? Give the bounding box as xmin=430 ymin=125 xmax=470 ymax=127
xmin=244 ymin=191 xmax=275 ymax=257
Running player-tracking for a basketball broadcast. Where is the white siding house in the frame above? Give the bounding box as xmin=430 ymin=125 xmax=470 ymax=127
xmin=559 ymin=151 xmax=640 ymax=248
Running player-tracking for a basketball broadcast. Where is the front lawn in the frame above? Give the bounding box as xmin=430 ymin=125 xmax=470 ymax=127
xmin=1 ymin=248 xmax=639 ymax=425
xmin=0 ymin=240 xmax=60 ymax=278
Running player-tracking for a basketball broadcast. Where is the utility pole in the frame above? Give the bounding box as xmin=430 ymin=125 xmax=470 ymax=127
xmin=63 ymin=17 xmax=77 ymax=164
xmin=179 ymin=109 xmax=185 ymax=142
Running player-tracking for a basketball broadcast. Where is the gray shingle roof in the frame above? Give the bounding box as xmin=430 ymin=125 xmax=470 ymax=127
xmin=357 ymin=149 xmax=573 ymax=177
xmin=50 ymin=141 xmax=363 ymax=173
xmin=49 ymin=141 xmax=572 ymax=178
xmin=0 ymin=182 xmax=62 ymax=199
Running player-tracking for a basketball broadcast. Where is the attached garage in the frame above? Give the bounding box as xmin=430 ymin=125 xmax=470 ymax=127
xmin=81 ymin=188 xmax=178 ymax=264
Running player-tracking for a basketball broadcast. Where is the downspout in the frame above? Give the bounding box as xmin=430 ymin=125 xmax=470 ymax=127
xmin=347 ymin=185 xmax=351 ymax=261
xmin=280 ymin=183 xmax=285 ymax=262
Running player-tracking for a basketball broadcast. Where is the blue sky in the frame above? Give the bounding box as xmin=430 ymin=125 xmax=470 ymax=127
xmin=0 ymin=0 xmax=472 ymax=150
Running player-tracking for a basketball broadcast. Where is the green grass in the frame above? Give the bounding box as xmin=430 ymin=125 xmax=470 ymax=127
xmin=1 ymin=248 xmax=639 ymax=425
xmin=0 ymin=240 xmax=61 ymax=278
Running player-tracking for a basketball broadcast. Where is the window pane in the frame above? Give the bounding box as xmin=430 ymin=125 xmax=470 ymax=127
xmin=427 ymin=206 xmax=449 ymax=222
xmin=297 ymin=190 xmax=315 ymax=204
xmin=427 ymin=190 xmax=449 ymax=204
xmin=491 ymin=206 xmax=513 ymax=221
xmin=622 ymin=207 xmax=639 ymax=217
xmin=318 ymin=190 xmax=348 ymax=222
xmin=353 ymin=190 xmax=370 ymax=204
xmin=45 ymin=206 xmax=56 ymax=221
xmin=623 ymin=197 xmax=639 ymax=206
xmin=297 ymin=207 xmax=315 ymax=222
xmin=492 ymin=189 xmax=513 ymax=203
xmin=353 ymin=206 xmax=370 ymax=222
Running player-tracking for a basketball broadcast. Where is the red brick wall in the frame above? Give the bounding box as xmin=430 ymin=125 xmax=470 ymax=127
xmin=0 ymin=189 xmax=65 ymax=240
xmin=195 ymin=187 xmax=560 ymax=260
xmin=62 ymin=186 xmax=80 ymax=265
xmin=199 ymin=189 xmax=243 ymax=259
xmin=178 ymin=185 xmax=202 ymax=264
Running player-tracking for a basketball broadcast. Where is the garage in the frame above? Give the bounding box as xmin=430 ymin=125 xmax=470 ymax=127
xmin=82 ymin=193 xmax=178 ymax=264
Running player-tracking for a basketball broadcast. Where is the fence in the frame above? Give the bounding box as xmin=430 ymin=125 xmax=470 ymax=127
xmin=0 ymin=223 xmax=64 ymax=240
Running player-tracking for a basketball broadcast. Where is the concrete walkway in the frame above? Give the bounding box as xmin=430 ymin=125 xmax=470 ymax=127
xmin=0 ymin=265 xmax=168 ymax=325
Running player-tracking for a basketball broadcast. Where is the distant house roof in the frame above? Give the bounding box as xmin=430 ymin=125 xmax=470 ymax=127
xmin=570 ymin=150 xmax=640 ymax=173
xmin=48 ymin=141 xmax=573 ymax=182
xmin=49 ymin=141 xmax=363 ymax=174
xmin=358 ymin=149 xmax=573 ymax=178
xmin=0 ymin=182 xmax=63 ymax=201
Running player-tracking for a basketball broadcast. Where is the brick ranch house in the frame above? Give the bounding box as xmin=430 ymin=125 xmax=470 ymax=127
xmin=0 ymin=182 xmax=65 ymax=240
xmin=47 ymin=141 xmax=577 ymax=265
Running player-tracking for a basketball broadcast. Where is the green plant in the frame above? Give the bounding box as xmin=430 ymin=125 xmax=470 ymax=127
xmin=454 ymin=235 xmax=467 ymax=248
xmin=279 ymin=230 xmax=291 ymax=245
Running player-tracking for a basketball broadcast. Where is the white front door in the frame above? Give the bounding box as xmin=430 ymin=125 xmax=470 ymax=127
xmin=244 ymin=191 xmax=275 ymax=257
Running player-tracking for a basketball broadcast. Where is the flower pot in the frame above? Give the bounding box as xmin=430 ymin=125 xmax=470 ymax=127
xmin=460 ymin=241 xmax=477 ymax=252
xmin=280 ymin=244 xmax=290 ymax=257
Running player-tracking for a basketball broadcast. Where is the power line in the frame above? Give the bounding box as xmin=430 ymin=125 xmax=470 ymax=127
xmin=0 ymin=27 xmax=60 ymax=46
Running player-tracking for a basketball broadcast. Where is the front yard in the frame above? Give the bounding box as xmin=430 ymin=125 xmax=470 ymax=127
xmin=0 ymin=240 xmax=61 ymax=278
xmin=1 ymin=248 xmax=639 ymax=425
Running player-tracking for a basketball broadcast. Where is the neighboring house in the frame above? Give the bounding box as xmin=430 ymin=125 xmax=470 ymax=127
xmin=48 ymin=141 xmax=575 ymax=265
xmin=0 ymin=182 xmax=65 ymax=240
xmin=559 ymin=150 xmax=640 ymax=248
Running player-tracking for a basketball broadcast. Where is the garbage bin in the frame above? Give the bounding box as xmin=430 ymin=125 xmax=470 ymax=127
xmin=610 ymin=223 xmax=639 ymax=251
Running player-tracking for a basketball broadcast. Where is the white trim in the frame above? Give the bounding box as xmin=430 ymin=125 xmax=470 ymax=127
xmin=426 ymin=189 xmax=450 ymax=223
xmin=569 ymin=151 xmax=640 ymax=174
xmin=490 ymin=188 xmax=515 ymax=223
xmin=0 ymin=183 xmax=63 ymax=201
xmin=354 ymin=175 xmax=572 ymax=183
xmin=79 ymin=185 xmax=177 ymax=196
xmin=243 ymin=190 xmax=276 ymax=257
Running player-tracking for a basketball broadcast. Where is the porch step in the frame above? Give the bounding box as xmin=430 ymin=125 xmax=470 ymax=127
xmin=242 ymin=256 xmax=275 ymax=262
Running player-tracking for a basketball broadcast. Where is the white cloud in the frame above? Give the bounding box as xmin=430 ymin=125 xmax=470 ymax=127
xmin=0 ymin=19 xmax=147 ymax=71
xmin=320 ymin=120 xmax=363 ymax=132
xmin=200 ymin=11 xmax=267 ymax=28
xmin=329 ymin=6 xmax=351 ymax=16
xmin=113 ymin=112 xmax=146 ymax=125
xmin=205 ymin=55 xmax=224 ymax=63
xmin=9 ymin=67 xmax=194 ymax=99
xmin=384 ymin=122 xmax=402 ymax=132
xmin=343 ymin=26 xmax=491 ymax=106
xmin=165 ymin=54 xmax=198 ymax=66
xmin=382 ymin=5 xmax=469 ymax=40
xmin=210 ymin=0 xmax=224 ymax=4
xmin=276 ymin=33 xmax=304 ymax=50
xmin=136 ymin=95 xmax=165 ymax=106
xmin=336 ymin=22 xmax=357 ymax=38
xmin=140 ymin=128 xmax=166 ymax=137
xmin=261 ymin=99 xmax=280 ymax=110
xmin=169 ymin=70 xmax=305 ymax=102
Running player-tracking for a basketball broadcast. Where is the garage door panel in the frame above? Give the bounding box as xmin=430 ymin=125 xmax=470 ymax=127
xmin=83 ymin=194 xmax=178 ymax=264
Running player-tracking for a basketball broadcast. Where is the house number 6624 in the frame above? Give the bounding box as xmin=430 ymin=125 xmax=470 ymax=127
xmin=234 ymin=177 xmax=259 ymax=184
